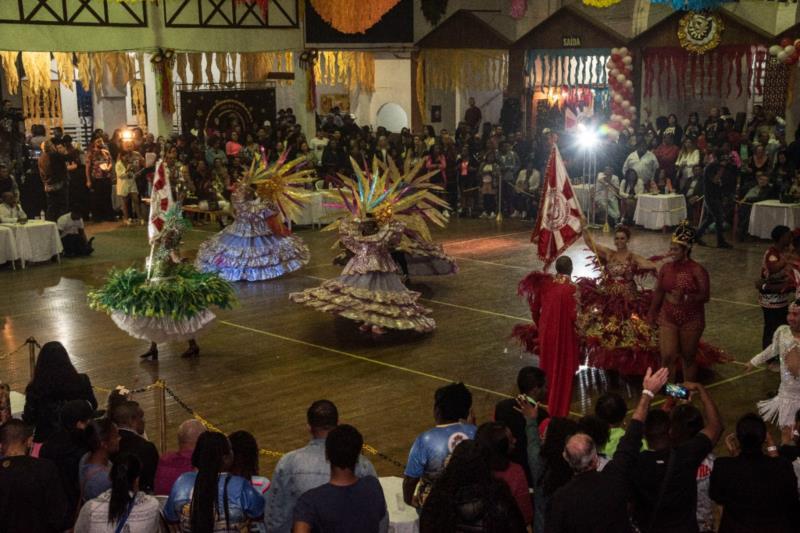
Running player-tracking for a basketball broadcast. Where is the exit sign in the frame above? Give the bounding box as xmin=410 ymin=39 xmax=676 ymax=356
xmin=562 ymin=36 xmax=581 ymax=48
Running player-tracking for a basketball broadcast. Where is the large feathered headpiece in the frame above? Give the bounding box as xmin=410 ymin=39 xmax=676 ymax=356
xmin=247 ymin=151 xmax=316 ymax=224
xmin=322 ymin=157 xmax=450 ymax=241
xmin=671 ymin=220 xmax=697 ymax=248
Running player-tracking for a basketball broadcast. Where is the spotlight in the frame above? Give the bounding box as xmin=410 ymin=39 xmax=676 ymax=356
xmin=576 ymin=124 xmax=598 ymax=150
xmin=121 ymin=129 xmax=134 ymax=142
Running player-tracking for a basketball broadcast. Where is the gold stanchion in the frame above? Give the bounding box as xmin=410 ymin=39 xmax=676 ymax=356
xmin=27 ymin=337 xmax=38 ymax=379
xmin=154 ymin=380 xmax=168 ymax=454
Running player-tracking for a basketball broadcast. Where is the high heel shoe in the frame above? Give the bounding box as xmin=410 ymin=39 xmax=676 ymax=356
xmin=139 ymin=348 xmax=158 ymax=360
xmin=181 ymin=346 xmax=200 ymax=358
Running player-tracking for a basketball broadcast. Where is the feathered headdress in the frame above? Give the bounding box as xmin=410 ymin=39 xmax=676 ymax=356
xmin=322 ymin=157 xmax=450 ymax=242
xmin=247 ymin=150 xmax=316 ymax=225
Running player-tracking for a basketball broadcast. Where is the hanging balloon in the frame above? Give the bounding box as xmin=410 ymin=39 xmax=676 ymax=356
xmin=611 ymin=47 xmax=619 ymax=55
xmin=613 ymin=94 xmax=623 ymax=103
xmin=781 ymin=37 xmax=793 ymax=48
xmin=778 ymin=51 xmax=789 ymax=62
xmin=619 ymin=47 xmax=628 ymax=55
xmin=789 ymin=55 xmax=799 ymax=66
xmin=623 ymin=56 xmax=633 ymax=65
xmin=769 ymin=44 xmax=782 ymax=56
xmin=795 ymin=39 xmax=800 ymax=48
xmin=610 ymin=68 xmax=620 ymax=77
xmin=629 ymin=106 xmax=637 ymax=114
xmin=785 ymin=45 xmax=796 ymax=56
xmin=625 ymin=80 xmax=633 ymax=89
xmin=622 ymin=118 xmax=631 ymax=127
xmin=616 ymin=74 xmax=626 ymax=82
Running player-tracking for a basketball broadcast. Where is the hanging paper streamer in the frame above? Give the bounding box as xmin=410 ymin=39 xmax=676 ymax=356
xmin=583 ymin=0 xmax=622 ymax=6
xmin=150 ymin=49 xmax=176 ymax=114
xmin=606 ymin=47 xmax=635 ymax=140
xmin=524 ymin=49 xmax=609 ymax=90
xmin=312 ymin=51 xmax=375 ymax=93
xmin=309 ymin=0 xmax=400 ymax=34
xmin=650 ymin=0 xmax=733 ymax=9
xmin=420 ymin=49 xmax=508 ymax=93
xmin=510 ymin=0 xmax=527 ymax=19
xmin=0 ymin=52 xmax=19 ymax=95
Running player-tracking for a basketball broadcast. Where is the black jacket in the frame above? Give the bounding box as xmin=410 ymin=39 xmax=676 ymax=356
xmin=38 ymin=428 xmax=88 ymax=528
xmin=23 ymin=374 xmax=97 ymax=443
xmin=113 ymin=428 xmax=160 ymax=493
xmin=710 ymin=452 xmax=800 ymax=533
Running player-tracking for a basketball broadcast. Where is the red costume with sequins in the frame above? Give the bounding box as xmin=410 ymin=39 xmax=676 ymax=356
xmin=577 ymin=255 xmax=727 ymax=375
xmin=513 ymin=272 xmax=579 ymax=417
xmin=656 ymin=258 xmax=709 ymax=331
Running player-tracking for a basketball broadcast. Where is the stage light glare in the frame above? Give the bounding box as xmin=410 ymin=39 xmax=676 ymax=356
xmin=121 ymin=129 xmax=134 ymax=141
xmin=576 ymin=127 xmax=598 ymax=150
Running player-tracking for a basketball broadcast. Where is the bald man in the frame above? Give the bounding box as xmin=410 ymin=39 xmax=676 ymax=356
xmin=153 ymin=419 xmax=205 ymax=495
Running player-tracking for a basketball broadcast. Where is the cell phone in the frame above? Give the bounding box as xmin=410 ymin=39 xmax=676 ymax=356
xmin=664 ymin=383 xmax=689 ymax=399
xmin=518 ymin=394 xmax=537 ymax=407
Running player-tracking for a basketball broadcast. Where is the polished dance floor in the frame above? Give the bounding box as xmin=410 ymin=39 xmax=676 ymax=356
xmin=0 ymin=218 xmax=775 ymax=473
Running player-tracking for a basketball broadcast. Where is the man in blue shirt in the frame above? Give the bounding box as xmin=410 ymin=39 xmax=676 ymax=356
xmin=403 ymin=382 xmax=476 ymax=507
xmin=264 ymin=400 xmax=377 ymax=533
xmin=293 ymin=424 xmax=388 ymax=533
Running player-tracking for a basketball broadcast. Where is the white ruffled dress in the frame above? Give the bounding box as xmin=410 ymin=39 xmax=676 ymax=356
xmin=750 ymin=325 xmax=800 ymax=427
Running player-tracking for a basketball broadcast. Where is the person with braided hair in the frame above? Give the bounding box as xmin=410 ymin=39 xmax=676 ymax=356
xmin=164 ymin=431 xmax=264 ymax=532
xmin=648 ymin=222 xmax=711 ymax=382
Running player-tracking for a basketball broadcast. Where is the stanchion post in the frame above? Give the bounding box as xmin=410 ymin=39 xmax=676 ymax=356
xmin=155 ymin=381 xmax=168 ymax=454
xmin=27 ymin=337 xmax=37 ymax=379
xmin=496 ymin=179 xmax=503 ymax=222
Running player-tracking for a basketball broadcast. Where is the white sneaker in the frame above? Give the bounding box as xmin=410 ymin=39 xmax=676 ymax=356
xmin=489 ymin=212 xmax=496 ymax=218
xmin=479 ymin=212 xmax=488 ymax=219
xmin=512 ymin=210 xmax=520 ymax=218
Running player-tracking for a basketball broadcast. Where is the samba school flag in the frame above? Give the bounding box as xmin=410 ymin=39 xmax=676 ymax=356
xmin=148 ymin=160 xmax=175 ymax=244
xmin=531 ymin=145 xmax=583 ymax=267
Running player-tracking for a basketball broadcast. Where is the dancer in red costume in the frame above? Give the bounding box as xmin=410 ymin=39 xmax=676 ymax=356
xmin=647 ymin=222 xmax=709 ymax=382
xmin=514 ymin=256 xmax=579 ymax=417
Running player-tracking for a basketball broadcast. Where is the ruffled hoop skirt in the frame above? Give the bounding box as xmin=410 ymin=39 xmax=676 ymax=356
xmin=290 ymin=272 xmax=436 ymax=332
xmin=404 ymin=240 xmax=459 ymax=277
xmin=195 ymin=219 xmax=310 ymax=282
xmin=110 ymin=310 xmax=216 ymax=344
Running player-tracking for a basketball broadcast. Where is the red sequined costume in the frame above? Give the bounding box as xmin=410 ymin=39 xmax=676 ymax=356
xmin=513 ymin=272 xmax=579 ymax=418
xmin=576 ymin=255 xmax=728 ymax=375
xmin=656 ymin=258 xmax=708 ymax=331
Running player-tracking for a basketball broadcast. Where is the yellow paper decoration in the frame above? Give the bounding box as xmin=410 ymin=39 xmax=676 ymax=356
xmin=415 ymin=56 xmax=425 ymax=126
xmin=131 ymin=80 xmax=147 ymax=129
xmin=419 ymin=49 xmax=508 ymax=93
xmin=582 ymin=0 xmax=622 ymax=6
xmin=188 ymin=52 xmax=203 ymax=86
xmin=0 ymin=52 xmax=19 ymax=95
xmin=21 ymin=52 xmax=52 ymax=94
xmin=313 ymin=51 xmax=374 ymax=93
xmin=76 ymin=52 xmax=92 ymax=91
xmin=53 ymin=52 xmax=74 ymax=89
xmin=22 ymin=80 xmax=62 ymax=132
xmin=309 ymin=0 xmax=400 ymax=34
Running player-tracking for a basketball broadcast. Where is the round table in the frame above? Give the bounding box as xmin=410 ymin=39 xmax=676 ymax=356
xmin=379 ymin=476 xmax=420 ymax=533
xmin=747 ymin=200 xmax=800 ymax=239
xmin=0 ymin=225 xmax=18 ymax=268
xmin=1 ymin=220 xmax=62 ymax=267
xmin=633 ymin=194 xmax=687 ymax=230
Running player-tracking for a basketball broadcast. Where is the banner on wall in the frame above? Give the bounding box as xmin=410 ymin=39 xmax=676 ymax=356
xmin=178 ymin=89 xmax=276 ymax=136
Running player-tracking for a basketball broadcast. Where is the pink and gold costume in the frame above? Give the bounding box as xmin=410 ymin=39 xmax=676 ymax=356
xmin=290 ymin=219 xmax=435 ymax=332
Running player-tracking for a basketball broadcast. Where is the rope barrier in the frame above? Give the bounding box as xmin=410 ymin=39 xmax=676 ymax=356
xmin=7 ymin=337 xmax=410 ymax=469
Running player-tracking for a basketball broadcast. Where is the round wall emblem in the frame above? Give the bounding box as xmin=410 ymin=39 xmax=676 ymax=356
xmin=678 ymin=12 xmax=724 ymax=54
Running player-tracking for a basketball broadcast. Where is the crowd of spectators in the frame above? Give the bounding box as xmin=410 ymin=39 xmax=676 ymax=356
xmin=1 ymin=101 xmax=798 ymax=250
xmin=2 ymin=343 xmax=800 ymax=532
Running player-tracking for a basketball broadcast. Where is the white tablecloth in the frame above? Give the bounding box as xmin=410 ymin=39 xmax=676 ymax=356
xmin=379 ymin=476 xmax=419 ymax=533
xmin=634 ymin=194 xmax=687 ymax=230
xmin=748 ymin=200 xmax=800 ymax=239
xmin=0 ymin=225 xmax=18 ymax=265
xmin=1 ymin=220 xmax=62 ymax=266
xmin=573 ymin=184 xmax=592 ymax=214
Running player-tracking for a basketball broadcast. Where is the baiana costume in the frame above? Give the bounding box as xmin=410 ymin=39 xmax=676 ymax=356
xmin=195 ymin=153 xmax=313 ymax=281
xmin=750 ymin=321 xmax=800 ymax=427
xmin=290 ymin=158 xmax=446 ymax=333
xmin=88 ymin=160 xmax=235 ymax=347
xmin=513 ymin=271 xmax=579 ymax=418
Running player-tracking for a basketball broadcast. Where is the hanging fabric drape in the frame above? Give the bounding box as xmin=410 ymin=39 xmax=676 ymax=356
xmin=524 ymin=49 xmax=610 ymax=90
xmin=641 ymin=45 xmax=765 ymax=99
xmin=313 ymin=51 xmax=375 ymax=93
xmin=419 ymin=49 xmax=508 ymax=93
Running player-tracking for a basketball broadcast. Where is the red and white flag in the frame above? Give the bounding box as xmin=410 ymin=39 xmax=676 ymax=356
xmin=148 ymin=160 xmax=174 ymax=244
xmin=531 ymin=145 xmax=583 ymax=266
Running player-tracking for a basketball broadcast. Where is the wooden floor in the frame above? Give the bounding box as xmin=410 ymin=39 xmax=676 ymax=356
xmin=0 ymin=217 xmax=777 ymax=475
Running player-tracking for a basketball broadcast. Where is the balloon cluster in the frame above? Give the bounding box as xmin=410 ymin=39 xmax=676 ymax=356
xmin=606 ymin=47 xmax=635 ymax=140
xmin=769 ymin=38 xmax=800 ymax=65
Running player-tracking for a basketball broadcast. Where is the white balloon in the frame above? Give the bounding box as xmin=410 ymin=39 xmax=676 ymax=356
xmin=622 ymin=100 xmax=631 ymax=109
xmin=778 ymin=50 xmax=789 ymax=62
xmin=786 ymin=45 xmax=796 ymax=55
xmin=622 ymin=118 xmax=631 ymax=127
xmin=619 ymin=47 xmax=629 ymax=55
xmin=629 ymin=106 xmax=637 ymax=114
xmin=623 ymin=56 xmax=633 ymax=65
xmin=614 ymin=94 xmax=623 ymax=103
xmin=625 ymin=80 xmax=633 ymax=89
xmin=616 ymin=73 xmax=626 ymax=82
xmin=770 ymin=44 xmax=783 ymax=56
xmin=610 ymin=68 xmax=620 ymax=77
xmin=611 ymin=47 xmax=619 ymax=55
xmin=606 ymin=59 xmax=615 ymax=68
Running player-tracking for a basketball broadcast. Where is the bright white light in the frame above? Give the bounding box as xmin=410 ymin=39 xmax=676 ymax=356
xmin=576 ymin=125 xmax=598 ymax=150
